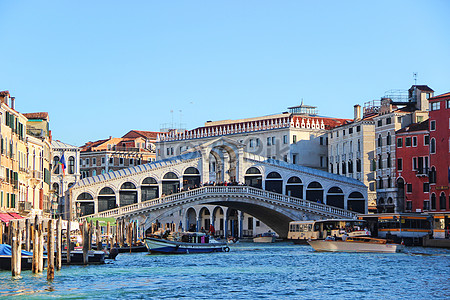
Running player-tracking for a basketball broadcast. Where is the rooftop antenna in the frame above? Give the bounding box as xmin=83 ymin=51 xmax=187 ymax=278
xmin=413 ymin=72 xmax=418 ymax=85
xmin=170 ymin=109 xmax=174 ymax=129
xmin=301 ymin=98 xmax=303 ymax=106
xmin=179 ymin=110 xmax=182 ymax=129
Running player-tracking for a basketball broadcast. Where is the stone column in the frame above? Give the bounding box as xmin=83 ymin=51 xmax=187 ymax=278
xmin=238 ymin=148 xmax=244 ymax=184
xmin=201 ymin=148 xmax=210 ymax=184
xmin=238 ymin=211 xmax=243 ymax=238
xmin=223 ymin=208 xmax=228 ymax=238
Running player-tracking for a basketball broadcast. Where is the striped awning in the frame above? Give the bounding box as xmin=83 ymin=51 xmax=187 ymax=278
xmin=0 ymin=213 xmax=16 ymax=225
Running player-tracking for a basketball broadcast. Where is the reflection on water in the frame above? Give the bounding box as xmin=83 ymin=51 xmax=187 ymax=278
xmin=1 ymin=242 xmax=449 ymax=299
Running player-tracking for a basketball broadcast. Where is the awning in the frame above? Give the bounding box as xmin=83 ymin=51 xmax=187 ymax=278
xmin=0 ymin=213 xmax=16 ymax=225
xmin=85 ymin=217 xmax=116 ymax=226
xmin=8 ymin=213 xmax=23 ymax=219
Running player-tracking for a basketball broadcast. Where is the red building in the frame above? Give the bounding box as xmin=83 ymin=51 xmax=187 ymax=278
xmin=396 ymin=121 xmax=430 ymax=212
xmin=428 ymin=92 xmax=450 ymax=211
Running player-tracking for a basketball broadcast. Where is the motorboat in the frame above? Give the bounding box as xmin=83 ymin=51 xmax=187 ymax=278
xmin=253 ymin=232 xmax=277 ymax=243
xmin=0 ymin=244 xmax=47 ymax=270
xmin=307 ymin=236 xmax=404 ymax=253
xmin=144 ymin=232 xmax=229 ymax=254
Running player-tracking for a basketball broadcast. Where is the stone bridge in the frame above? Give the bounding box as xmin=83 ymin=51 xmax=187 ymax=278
xmin=71 ymin=137 xmax=367 ymax=238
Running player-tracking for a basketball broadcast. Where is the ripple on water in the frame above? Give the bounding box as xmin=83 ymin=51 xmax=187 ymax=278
xmin=1 ymin=243 xmax=450 ymax=299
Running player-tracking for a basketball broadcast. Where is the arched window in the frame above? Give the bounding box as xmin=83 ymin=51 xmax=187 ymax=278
xmin=431 ymin=193 xmax=436 ymax=210
xmin=246 ymin=167 xmax=261 ymax=174
xmin=77 ymin=192 xmax=93 ymax=200
xmin=99 ymin=187 xmax=115 ymax=195
xmin=306 ymin=181 xmax=323 ymax=203
xmin=121 ymin=182 xmax=136 ymax=190
xmin=163 ymin=172 xmax=178 ymax=179
xmin=287 ymin=176 xmax=302 ymax=183
xmin=440 ymin=192 xmax=446 ymax=210
xmin=266 ymin=172 xmax=281 ymax=179
xmin=356 ymin=159 xmax=361 ymax=172
xmin=68 ymin=156 xmax=75 ymax=174
xmin=378 ymin=154 xmax=382 ymax=169
xmin=430 ymin=138 xmax=436 ymax=154
xmin=430 ymin=167 xmax=437 ymax=184
xmin=184 ymin=167 xmax=200 ymax=174
xmin=142 ymin=177 xmax=158 ymax=185
xmin=53 ymin=156 xmax=60 ymax=174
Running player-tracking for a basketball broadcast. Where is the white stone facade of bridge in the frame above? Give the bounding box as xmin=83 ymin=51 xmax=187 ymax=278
xmin=70 ymin=138 xmax=367 ymax=236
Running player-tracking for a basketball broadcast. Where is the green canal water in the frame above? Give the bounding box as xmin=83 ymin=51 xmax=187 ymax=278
xmin=1 ymin=242 xmax=449 ymax=299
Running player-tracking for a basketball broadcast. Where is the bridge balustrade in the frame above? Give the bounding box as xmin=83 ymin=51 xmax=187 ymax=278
xmin=79 ymin=185 xmax=358 ymax=220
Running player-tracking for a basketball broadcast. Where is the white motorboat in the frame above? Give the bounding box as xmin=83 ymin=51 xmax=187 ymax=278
xmin=307 ymin=236 xmax=404 ymax=253
xmin=253 ymin=232 xmax=277 ymax=243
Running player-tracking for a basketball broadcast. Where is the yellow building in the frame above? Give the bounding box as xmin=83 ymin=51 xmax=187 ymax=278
xmin=0 ymin=91 xmax=52 ymax=218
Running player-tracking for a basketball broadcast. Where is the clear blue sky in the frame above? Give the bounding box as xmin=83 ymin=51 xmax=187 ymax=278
xmin=1 ymin=1 xmax=449 ymax=146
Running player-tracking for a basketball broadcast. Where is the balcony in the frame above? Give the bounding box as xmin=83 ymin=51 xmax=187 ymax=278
xmin=416 ymin=168 xmax=429 ymax=177
xmin=19 ymin=201 xmax=32 ymax=212
xmin=31 ymin=170 xmax=42 ymax=179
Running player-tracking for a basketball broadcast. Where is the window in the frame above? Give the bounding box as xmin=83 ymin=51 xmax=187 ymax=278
xmin=349 ymin=127 xmax=353 ymax=134
xmin=378 ymin=135 xmax=382 ymax=147
xmin=292 ymin=154 xmax=297 ymax=164
xmin=377 ymin=120 xmax=382 ymax=127
xmin=284 ymin=155 xmax=288 ymax=162
xmin=397 ymin=138 xmax=403 ymax=148
xmin=319 ymin=137 xmax=323 ymax=145
xmin=343 ymin=130 xmax=345 ymax=136
xmin=356 ymin=159 xmax=361 ymax=172
xmin=406 ymin=183 xmax=412 ymax=193
xmin=423 ymin=182 xmax=429 ymax=193
xmin=86 ymin=158 xmax=90 ymax=165
xmin=431 ymin=193 xmax=436 ymax=210
xmin=447 ymin=99 xmax=450 ymax=108
xmin=386 ymin=117 xmax=392 ymax=125
xmin=283 ymin=135 xmax=288 ymax=144
xmin=424 ymin=135 xmax=429 ymax=145
xmin=249 ymin=139 xmax=254 ymax=147
xmin=170 ymin=148 xmax=174 ymax=155
xmin=267 ymin=137 xmax=271 ymax=146
xmin=378 ymin=177 xmax=383 ymax=189
xmin=423 ymin=200 xmax=430 ymax=211
xmin=101 ymin=157 xmax=105 ymax=164
xmin=271 ymin=137 xmax=275 ymax=145
xmin=430 ymin=138 xmax=436 ymax=154
xmin=166 ymin=148 xmax=170 ymax=155
xmin=357 ymin=126 xmax=361 ymax=132
xmin=406 ymin=201 xmax=412 ymax=211
xmin=430 ymin=120 xmax=436 ymax=131
xmin=413 ymin=157 xmax=417 ymax=170
xmin=405 ymin=137 xmax=412 ymax=147
xmin=386 ymin=133 xmax=391 ymax=145
xmin=256 ymin=139 xmax=260 ymax=146
xmin=412 ymin=136 xmax=417 ymax=147
xmin=130 ymin=158 xmax=134 ymax=165
xmin=68 ymin=156 xmax=75 ymax=174
xmin=378 ymin=154 xmax=382 ymax=169
xmin=430 ymin=102 xmax=440 ymax=111
xmin=109 ymin=157 xmax=114 ymax=164
xmin=119 ymin=158 xmax=124 ymax=165
xmin=93 ymin=157 xmax=97 ymax=165
xmin=397 ymin=158 xmax=403 ymax=171
xmin=387 ymin=153 xmax=391 ymax=168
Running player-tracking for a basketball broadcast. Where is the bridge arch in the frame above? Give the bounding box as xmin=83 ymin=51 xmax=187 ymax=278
xmin=141 ymin=176 xmax=159 ymax=201
xmin=98 ymin=187 xmax=116 ymax=212
xmin=183 ymin=167 xmax=201 ymax=189
xmin=348 ymin=191 xmax=365 ymax=213
xmin=162 ymin=172 xmax=180 ymax=195
xmin=306 ymin=181 xmax=324 ymax=203
xmin=286 ymin=176 xmax=303 ymax=199
xmin=207 ymin=141 xmax=239 ymax=182
xmin=199 ymin=206 xmax=211 ymax=231
xmin=326 ymin=186 xmax=344 ymax=209
xmin=185 ymin=207 xmax=197 ymax=231
xmin=76 ymin=192 xmax=94 ymax=216
xmin=119 ymin=181 xmax=138 ymax=207
xmin=245 ymin=167 xmax=262 ymax=188
xmin=265 ymin=171 xmax=283 ymax=194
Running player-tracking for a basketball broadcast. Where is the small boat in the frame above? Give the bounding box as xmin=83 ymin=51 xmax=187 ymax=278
xmin=144 ymin=232 xmax=229 ymax=254
xmin=0 ymin=244 xmax=47 ymax=270
xmin=253 ymin=232 xmax=277 ymax=243
xmin=58 ymin=249 xmax=106 ymax=265
xmin=307 ymin=236 xmax=405 ymax=253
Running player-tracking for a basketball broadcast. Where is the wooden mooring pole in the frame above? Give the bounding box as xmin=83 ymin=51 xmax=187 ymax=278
xmin=106 ymin=221 xmax=111 ymax=250
xmin=32 ymin=216 xmax=39 ymax=273
xmin=66 ymin=219 xmax=71 ymax=264
xmin=96 ymin=220 xmax=102 ymax=250
xmin=38 ymin=220 xmax=44 ymax=273
xmin=11 ymin=220 xmax=22 ymax=277
xmin=82 ymin=221 xmax=89 ymax=265
xmin=25 ymin=218 xmax=31 ymax=252
xmin=47 ymin=219 xmax=55 ymax=280
xmin=56 ymin=217 xmax=62 ymax=271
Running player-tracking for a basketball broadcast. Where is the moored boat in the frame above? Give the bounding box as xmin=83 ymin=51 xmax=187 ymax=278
xmin=307 ymin=236 xmax=404 ymax=253
xmin=253 ymin=232 xmax=277 ymax=243
xmin=144 ymin=232 xmax=229 ymax=254
xmin=0 ymin=244 xmax=48 ymax=270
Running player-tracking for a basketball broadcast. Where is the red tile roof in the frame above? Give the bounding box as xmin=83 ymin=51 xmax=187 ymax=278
xmin=23 ymin=112 xmax=49 ymax=120
xmin=122 ymin=130 xmax=161 ymax=140
xmin=428 ymin=92 xmax=450 ymax=101
xmin=396 ymin=120 xmax=428 ymax=134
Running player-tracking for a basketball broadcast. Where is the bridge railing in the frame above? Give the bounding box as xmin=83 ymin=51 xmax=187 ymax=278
xmin=79 ymin=185 xmax=358 ymax=220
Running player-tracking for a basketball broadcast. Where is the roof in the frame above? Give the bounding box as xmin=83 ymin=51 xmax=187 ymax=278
xmin=72 ymin=151 xmax=202 ymax=188
xmin=79 ymin=138 xmax=111 ymax=151
xmin=0 ymin=90 xmax=10 ymax=96
xmin=52 ymin=140 xmax=79 ymax=150
xmin=396 ymin=120 xmax=428 ymax=134
xmin=122 ymin=130 xmax=161 ymax=140
xmin=23 ymin=112 xmax=49 ymax=120
xmin=428 ymin=92 xmax=450 ymax=102
xmin=408 ymin=85 xmax=434 ymax=92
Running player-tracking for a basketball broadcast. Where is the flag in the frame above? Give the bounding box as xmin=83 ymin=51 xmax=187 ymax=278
xmin=58 ymin=154 xmax=67 ymax=175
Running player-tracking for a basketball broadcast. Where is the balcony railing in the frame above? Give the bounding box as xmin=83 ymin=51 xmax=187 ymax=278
xmin=416 ymin=168 xmax=429 ymax=177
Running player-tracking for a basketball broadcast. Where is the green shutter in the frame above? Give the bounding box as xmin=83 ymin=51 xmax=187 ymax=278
xmin=1 ymin=191 xmax=3 ymax=207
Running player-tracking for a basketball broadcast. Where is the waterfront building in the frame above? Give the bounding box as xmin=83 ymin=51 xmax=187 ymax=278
xmin=427 ymin=92 xmax=450 ymax=239
xmin=328 ymin=104 xmax=378 ymax=212
xmin=374 ymin=85 xmax=432 ymax=213
xmin=156 ymin=103 xmax=350 ymax=178
xmin=0 ymin=91 xmax=27 ymax=213
xmin=51 ymin=140 xmax=81 ymax=219
xmin=23 ymin=112 xmax=53 ymax=215
xmin=395 ymin=120 xmax=430 ymax=213
xmin=80 ymin=130 xmax=159 ymax=178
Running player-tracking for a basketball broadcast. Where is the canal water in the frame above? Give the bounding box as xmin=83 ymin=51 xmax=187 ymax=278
xmin=1 ymin=242 xmax=449 ymax=299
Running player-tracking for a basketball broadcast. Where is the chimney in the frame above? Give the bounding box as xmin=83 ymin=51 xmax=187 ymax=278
xmin=11 ymin=97 xmax=15 ymax=110
xmin=354 ymin=104 xmax=361 ymax=121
